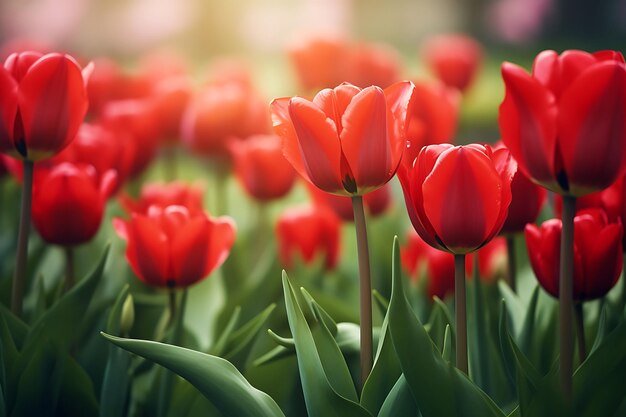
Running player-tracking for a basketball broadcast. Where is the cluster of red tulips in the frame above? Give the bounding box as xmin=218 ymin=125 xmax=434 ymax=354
xmin=0 ymin=34 xmax=625 ymax=417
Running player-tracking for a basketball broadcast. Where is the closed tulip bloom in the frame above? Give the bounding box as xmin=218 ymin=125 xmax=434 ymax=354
xmin=114 ymin=205 xmax=236 ymax=288
xmin=398 ymin=144 xmax=516 ymax=254
xmin=230 ymin=134 xmax=296 ymax=201
xmin=288 ymin=36 xmax=349 ymax=91
xmin=151 ymin=76 xmax=192 ymax=142
xmin=499 ymin=50 xmax=626 ymax=196
xmin=525 ymin=209 xmax=623 ymax=301
xmin=276 ymin=204 xmax=341 ymax=270
xmin=120 ymin=181 xmax=205 ymax=215
xmin=307 ymin=182 xmax=391 ymax=222
xmin=422 ymin=34 xmax=483 ymax=92
xmin=181 ymin=82 xmax=269 ymax=161
xmin=32 ymin=163 xmax=116 ymax=246
xmin=0 ymin=52 xmax=91 ymax=161
xmin=271 ymin=81 xmax=414 ymax=196
xmin=345 ymin=42 xmax=401 ymax=89
xmin=402 ymin=80 xmax=460 ymax=168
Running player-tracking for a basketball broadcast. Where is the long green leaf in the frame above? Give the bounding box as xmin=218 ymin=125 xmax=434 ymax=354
xmin=388 ymin=237 xmax=504 ymax=417
xmin=378 ymin=375 xmax=419 ymax=417
xmin=281 ymin=272 xmax=371 ymax=417
xmin=102 ymin=333 xmax=284 ymax=417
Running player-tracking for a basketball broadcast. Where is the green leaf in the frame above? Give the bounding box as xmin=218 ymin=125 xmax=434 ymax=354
xmin=498 ymin=281 xmax=524 ymax=336
xmin=518 ymin=286 xmax=539 ymax=356
xmin=361 ymin=291 xmax=402 ymax=416
xmin=442 ymin=325 xmax=452 ymax=363
xmin=25 ymin=245 xmax=110 ymax=350
xmin=378 ymin=375 xmax=419 ymax=417
xmin=101 ymin=333 xmax=285 ymax=417
xmin=425 ymin=297 xmax=455 ymax=355
xmin=223 ymin=303 xmax=276 ymax=368
xmin=281 ymin=272 xmax=371 ymax=417
xmin=301 ymin=288 xmax=337 ymax=335
xmin=588 ymin=302 xmax=608 ymax=356
xmin=372 ymin=290 xmax=389 ymax=317
xmin=387 ymin=237 xmax=504 ymax=417
xmin=574 ymin=320 xmax=626 ymax=417
xmin=100 ymin=285 xmax=132 ymax=417
xmin=210 ymin=306 xmax=241 ymax=357
xmin=0 ymin=305 xmax=28 ymax=349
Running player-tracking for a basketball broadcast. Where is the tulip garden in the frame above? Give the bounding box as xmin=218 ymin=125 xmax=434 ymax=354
xmin=0 ymin=28 xmax=626 ymax=417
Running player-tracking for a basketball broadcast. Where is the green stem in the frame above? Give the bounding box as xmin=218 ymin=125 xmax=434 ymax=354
xmin=11 ymin=159 xmax=34 ymax=316
xmin=157 ymin=288 xmax=188 ymax=417
xmin=351 ymin=195 xmax=373 ymax=387
xmin=560 ymin=195 xmax=576 ymax=400
xmin=64 ymin=246 xmax=75 ymax=292
xmin=163 ymin=144 xmax=178 ymax=181
xmin=574 ymin=302 xmax=586 ymax=363
xmin=506 ymin=235 xmax=517 ymax=292
xmin=455 ymin=254 xmax=468 ymax=374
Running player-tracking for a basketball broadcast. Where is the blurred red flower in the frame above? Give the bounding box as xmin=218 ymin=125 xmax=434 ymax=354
xmin=0 ymin=51 xmax=90 ymax=161
xmin=422 ymin=34 xmax=483 ymax=92
xmin=32 ymin=162 xmax=116 ymax=246
xmin=526 ymin=209 xmax=622 ymax=301
xmin=119 ymin=181 xmax=205 ymax=215
xmin=276 ymin=204 xmax=341 ymax=270
xmin=114 ymin=205 xmax=236 ymax=288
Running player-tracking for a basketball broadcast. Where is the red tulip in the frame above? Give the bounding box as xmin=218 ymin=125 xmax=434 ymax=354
xmin=422 ymin=34 xmax=483 ymax=92
xmin=119 ymin=181 xmax=205 ymax=215
xmin=307 ymin=182 xmax=391 ymax=222
xmin=32 ymin=163 xmax=116 ymax=246
xmin=0 ymin=52 xmax=91 ymax=161
xmin=402 ymin=80 xmax=460 ymax=168
xmin=398 ymin=144 xmax=516 ymax=254
xmin=288 ymin=36 xmax=349 ymax=91
xmin=114 ymin=205 xmax=236 ymax=288
xmin=149 ymin=76 xmax=192 ymax=143
xmin=181 ymin=81 xmax=269 ymax=162
xmin=525 ymin=209 xmax=623 ymax=301
xmin=271 ymin=81 xmax=414 ymax=196
xmin=346 ymin=42 xmax=401 ymax=89
xmin=402 ymin=230 xmax=507 ymax=299
xmin=230 ymin=134 xmax=296 ymax=202
xmin=499 ymin=50 xmax=626 ymax=196
xmin=276 ymin=204 xmax=341 ymax=270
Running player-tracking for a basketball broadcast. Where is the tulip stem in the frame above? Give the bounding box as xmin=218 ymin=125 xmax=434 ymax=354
xmin=574 ymin=302 xmax=586 ymax=363
xmin=11 ymin=159 xmax=34 ymax=317
xmin=560 ymin=195 xmax=576 ymax=400
xmin=351 ymin=195 xmax=373 ymax=387
xmin=506 ymin=235 xmax=517 ymax=292
xmin=455 ymin=254 xmax=468 ymax=374
xmin=64 ymin=247 xmax=75 ymax=292
xmin=163 ymin=144 xmax=178 ymax=181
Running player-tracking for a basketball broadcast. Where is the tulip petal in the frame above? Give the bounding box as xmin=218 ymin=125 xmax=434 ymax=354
xmin=483 ymin=146 xmax=517 ymax=242
xmin=558 ymin=61 xmax=626 ymax=195
xmin=0 ymin=67 xmax=18 ymax=156
xmin=126 ymin=215 xmax=169 ymax=287
xmin=340 ymin=86 xmax=393 ymax=191
xmin=271 ymin=98 xmax=310 ymax=182
xmin=499 ymin=62 xmax=558 ymax=190
xmin=18 ymin=54 xmax=88 ymax=160
xmin=422 ymin=146 xmax=501 ymax=253
xmin=288 ymin=97 xmax=344 ymax=193
xmin=525 ymin=221 xmax=560 ymax=298
xmin=533 ymin=50 xmax=596 ymax=98
xmin=205 ymin=216 xmax=237 ymax=274
xmin=171 ymin=216 xmax=212 ymax=287
xmin=312 ymin=84 xmax=360 ymax=133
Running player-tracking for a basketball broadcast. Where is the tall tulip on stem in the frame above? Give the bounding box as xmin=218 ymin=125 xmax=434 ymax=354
xmin=0 ymin=52 xmax=90 ymax=315
xmin=499 ymin=50 xmax=626 ymax=398
xmin=398 ymin=144 xmax=516 ymax=374
xmin=271 ymin=80 xmax=414 ymax=385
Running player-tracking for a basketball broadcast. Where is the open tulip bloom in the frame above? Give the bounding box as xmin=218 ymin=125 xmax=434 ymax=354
xmin=271 ymin=80 xmax=414 ymax=384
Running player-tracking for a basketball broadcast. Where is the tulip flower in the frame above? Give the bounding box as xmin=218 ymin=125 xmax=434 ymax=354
xmin=422 ymin=34 xmax=483 ymax=92
xmin=120 ymin=181 xmax=205 ymax=216
xmin=288 ymin=36 xmax=349 ymax=91
xmin=114 ymin=205 xmax=236 ymax=288
xmin=402 ymin=80 xmax=461 ymax=168
xmin=500 ymin=49 xmax=626 ymax=396
xmin=526 ymin=209 xmax=623 ymax=360
xmin=271 ymin=81 xmax=414 ymax=196
xmin=230 ymin=134 xmax=296 ymax=202
xmin=0 ymin=52 xmax=91 ymax=161
xmin=271 ymin=80 xmax=413 ymax=383
xmin=345 ymin=42 xmax=401 ymax=89
xmin=0 ymin=51 xmax=91 ymax=316
xmin=151 ymin=76 xmax=192 ymax=143
xmin=276 ymin=204 xmax=341 ymax=270
xmin=399 ymin=143 xmax=515 ymax=374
